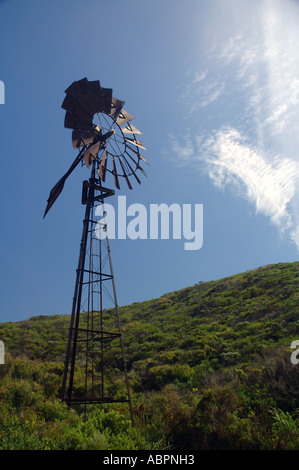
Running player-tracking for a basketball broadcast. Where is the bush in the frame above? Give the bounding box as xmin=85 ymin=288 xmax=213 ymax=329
xmin=81 ymin=431 xmax=109 ymax=450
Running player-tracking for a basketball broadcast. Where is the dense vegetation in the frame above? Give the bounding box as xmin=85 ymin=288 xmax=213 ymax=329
xmin=0 ymin=261 xmax=299 ymax=450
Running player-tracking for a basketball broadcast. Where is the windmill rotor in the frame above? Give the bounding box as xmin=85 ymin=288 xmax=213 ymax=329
xmin=44 ymin=77 xmax=147 ymax=217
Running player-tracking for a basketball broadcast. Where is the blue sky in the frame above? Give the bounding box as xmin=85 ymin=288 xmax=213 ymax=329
xmin=1 ymin=0 xmax=299 ymax=322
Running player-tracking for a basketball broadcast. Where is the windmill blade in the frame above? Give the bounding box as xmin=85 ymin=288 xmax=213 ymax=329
xmin=43 ymin=149 xmax=84 ymax=218
xmin=110 ymin=97 xmax=125 ymax=121
xmin=125 ymin=137 xmax=146 ymax=150
xmin=79 ymin=88 xmax=109 ymax=117
xmin=119 ymin=158 xmax=132 ymax=190
xmin=64 ymin=77 xmax=89 ymax=98
xmin=121 ymin=123 xmax=142 ymax=135
xmin=90 ymin=141 xmax=100 ymax=158
xmin=61 ymin=93 xmax=78 ymax=113
xmin=77 ymin=80 xmax=103 ymax=116
xmin=83 ymin=141 xmax=100 ymax=168
xmin=100 ymin=87 xmax=113 ymax=114
xmin=62 ymin=79 xmax=113 ymax=130
xmin=125 ymin=142 xmax=148 ymax=164
xmin=139 ymin=154 xmax=148 ymax=164
xmin=64 ymin=111 xmax=78 ymax=130
xmin=64 ymin=110 xmax=93 ymax=130
xmin=83 ymin=149 xmax=92 ymax=168
xmin=72 ymin=129 xmax=96 ymax=148
xmin=98 ymin=150 xmax=108 ymax=181
xmin=116 ymin=109 xmax=134 ymax=127
xmin=126 ymin=145 xmax=148 ymax=167
xmin=112 ymin=156 xmax=120 ymax=189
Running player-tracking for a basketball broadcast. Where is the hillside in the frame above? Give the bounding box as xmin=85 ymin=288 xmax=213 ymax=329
xmin=0 ymin=261 xmax=299 ymax=450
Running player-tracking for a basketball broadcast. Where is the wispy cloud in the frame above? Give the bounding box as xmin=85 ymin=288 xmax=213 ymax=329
xmin=200 ymin=80 xmax=225 ymax=108
xmin=170 ymin=126 xmax=299 ymax=245
xmin=228 ymin=5 xmax=299 ymax=144
xmin=168 ymin=133 xmax=194 ymax=164
xmin=180 ymin=70 xmax=224 ymax=113
xmin=171 ymin=0 xmax=299 ymax=248
xmin=199 ymin=127 xmax=299 ymax=234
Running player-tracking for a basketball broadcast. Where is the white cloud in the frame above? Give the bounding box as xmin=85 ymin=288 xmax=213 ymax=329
xmin=181 ymin=71 xmax=224 ymax=114
xmin=170 ymin=126 xmax=299 ymax=244
xmin=183 ymin=1 xmax=299 ymax=141
xmin=200 ymin=80 xmax=225 ymax=108
xmin=172 ymin=0 xmax=299 ymax=249
xmin=191 ymin=71 xmax=207 ymax=85
xmin=222 ymin=2 xmax=299 ymax=143
xmin=168 ymin=133 xmax=194 ymax=165
xmin=198 ymin=127 xmax=299 ymax=232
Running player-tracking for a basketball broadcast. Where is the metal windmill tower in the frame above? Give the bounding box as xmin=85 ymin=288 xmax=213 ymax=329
xmin=43 ymin=78 xmax=147 ymax=420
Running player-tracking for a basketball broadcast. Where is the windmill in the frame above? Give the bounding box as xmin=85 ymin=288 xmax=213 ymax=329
xmin=44 ymin=78 xmax=147 ymax=420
